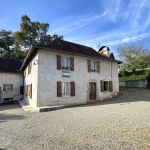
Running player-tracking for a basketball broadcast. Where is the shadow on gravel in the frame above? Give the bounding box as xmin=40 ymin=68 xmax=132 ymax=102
xmin=0 ymin=103 xmax=20 ymax=111
xmin=0 ymin=113 xmax=26 ymax=123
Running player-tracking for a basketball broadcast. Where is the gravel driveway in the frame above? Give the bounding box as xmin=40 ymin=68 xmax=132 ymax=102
xmin=0 ymin=87 xmax=150 ymax=150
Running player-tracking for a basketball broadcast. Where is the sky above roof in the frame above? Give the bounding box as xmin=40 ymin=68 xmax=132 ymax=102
xmin=0 ymin=0 xmax=150 ymax=56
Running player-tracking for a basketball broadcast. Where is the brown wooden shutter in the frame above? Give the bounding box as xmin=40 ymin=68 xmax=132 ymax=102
xmin=100 ymin=80 xmax=104 ymax=92
xmin=29 ymin=84 xmax=32 ymax=98
xmin=57 ymin=55 xmax=61 ymax=70
xmin=97 ymin=61 xmax=100 ymax=73
xmin=20 ymin=86 xmax=24 ymax=94
xmin=70 ymin=81 xmax=75 ymax=96
xmin=30 ymin=61 xmax=32 ymax=73
xmin=70 ymin=57 xmax=74 ymax=71
xmin=57 ymin=81 xmax=62 ymax=97
xmin=24 ymin=69 xmax=26 ymax=77
xmin=109 ymin=81 xmax=113 ymax=92
xmin=87 ymin=59 xmax=91 ymax=72
xmin=26 ymin=85 xmax=28 ymax=96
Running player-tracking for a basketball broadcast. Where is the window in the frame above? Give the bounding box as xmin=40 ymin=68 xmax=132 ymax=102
xmin=3 ymin=85 xmax=13 ymax=91
xmin=28 ymin=61 xmax=32 ymax=75
xmin=87 ymin=59 xmax=100 ymax=73
xmin=91 ymin=61 xmax=97 ymax=72
xmin=62 ymin=82 xmax=70 ymax=96
xmin=104 ymin=81 xmax=109 ymax=91
xmin=62 ymin=57 xmax=70 ymax=70
xmin=57 ymin=81 xmax=75 ymax=97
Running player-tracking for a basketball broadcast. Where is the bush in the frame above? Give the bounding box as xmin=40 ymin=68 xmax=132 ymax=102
xmin=143 ymin=70 xmax=150 ymax=76
xmin=119 ymin=70 xmax=129 ymax=77
xmin=119 ymin=75 xmax=148 ymax=82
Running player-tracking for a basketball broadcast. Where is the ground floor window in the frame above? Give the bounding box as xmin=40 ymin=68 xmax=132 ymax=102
xmin=3 ymin=85 xmax=13 ymax=91
xmin=62 ymin=82 xmax=70 ymax=96
xmin=104 ymin=81 xmax=109 ymax=91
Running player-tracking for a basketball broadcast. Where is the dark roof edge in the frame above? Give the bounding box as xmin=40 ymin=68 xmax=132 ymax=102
xmin=21 ymin=45 xmax=122 ymax=70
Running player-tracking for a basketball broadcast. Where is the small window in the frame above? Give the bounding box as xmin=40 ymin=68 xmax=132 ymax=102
xmin=104 ymin=81 xmax=109 ymax=91
xmin=91 ymin=61 xmax=97 ymax=72
xmin=62 ymin=57 xmax=70 ymax=70
xmin=3 ymin=85 xmax=13 ymax=91
xmin=62 ymin=82 xmax=70 ymax=96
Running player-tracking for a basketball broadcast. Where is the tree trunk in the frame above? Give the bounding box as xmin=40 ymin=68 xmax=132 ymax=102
xmin=132 ymin=68 xmax=136 ymax=75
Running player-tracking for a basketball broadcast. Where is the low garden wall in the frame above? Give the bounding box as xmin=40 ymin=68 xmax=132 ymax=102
xmin=119 ymin=80 xmax=148 ymax=88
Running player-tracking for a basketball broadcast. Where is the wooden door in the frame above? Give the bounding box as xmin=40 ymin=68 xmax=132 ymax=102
xmin=89 ymin=83 xmax=96 ymax=100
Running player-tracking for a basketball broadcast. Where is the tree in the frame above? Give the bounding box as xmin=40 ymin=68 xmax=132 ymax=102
xmin=13 ymin=15 xmax=62 ymax=50
xmin=116 ymin=38 xmax=150 ymax=74
xmin=0 ymin=30 xmax=14 ymax=55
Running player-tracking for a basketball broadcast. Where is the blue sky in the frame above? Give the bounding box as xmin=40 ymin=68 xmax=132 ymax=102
xmin=0 ymin=0 xmax=150 ymax=56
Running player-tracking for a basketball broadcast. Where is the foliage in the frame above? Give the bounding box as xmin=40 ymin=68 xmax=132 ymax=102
xmin=0 ymin=30 xmax=14 ymax=54
xmin=119 ymin=75 xmax=148 ymax=82
xmin=117 ymin=38 xmax=150 ymax=74
xmin=119 ymin=70 xmax=129 ymax=77
xmin=0 ymin=15 xmax=62 ymax=60
xmin=13 ymin=15 xmax=62 ymax=50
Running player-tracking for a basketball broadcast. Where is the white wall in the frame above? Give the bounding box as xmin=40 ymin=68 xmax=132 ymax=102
xmin=35 ymin=49 xmax=119 ymax=107
xmin=0 ymin=72 xmax=23 ymax=103
xmin=24 ymin=52 xmax=39 ymax=107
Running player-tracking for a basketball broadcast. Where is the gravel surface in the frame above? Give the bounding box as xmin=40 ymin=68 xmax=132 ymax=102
xmin=0 ymin=87 xmax=150 ymax=150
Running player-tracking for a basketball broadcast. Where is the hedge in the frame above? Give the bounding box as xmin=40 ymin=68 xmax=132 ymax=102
xmin=119 ymin=75 xmax=148 ymax=82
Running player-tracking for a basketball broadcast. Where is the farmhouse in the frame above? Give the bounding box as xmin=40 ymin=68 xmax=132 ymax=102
xmin=0 ymin=57 xmax=23 ymax=104
xmin=20 ymin=39 xmax=121 ymax=108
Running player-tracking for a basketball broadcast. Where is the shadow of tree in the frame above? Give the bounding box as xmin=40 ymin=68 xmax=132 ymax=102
xmin=0 ymin=103 xmax=21 ymax=111
xmin=0 ymin=113 xmax=27 ymax=123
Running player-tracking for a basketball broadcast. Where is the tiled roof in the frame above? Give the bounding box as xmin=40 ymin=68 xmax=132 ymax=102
xmin=41 ymin=39 xmax=112 ymax=61
xmin=21 ymin=39 xmax=122 ymax=70
xmin=0 ymin=57 xmax=23 ymax=73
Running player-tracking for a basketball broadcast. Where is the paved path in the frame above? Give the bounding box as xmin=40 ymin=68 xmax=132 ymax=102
xmin=0 ymin=88 xmax=150 ymax=150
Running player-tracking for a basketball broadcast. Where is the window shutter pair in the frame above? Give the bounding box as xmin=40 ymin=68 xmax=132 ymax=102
xmin=87 ymin=59 xmax=100 ymax=73
xmin=57 ymin=55 xmax=74 ymax=71
xmin=57 ymin=81 xmax=75 ymax=97
xmin=20 ymin=86 xmax=24 ymax=94
xmin=100 ymin=80 xmax=113 ymax=92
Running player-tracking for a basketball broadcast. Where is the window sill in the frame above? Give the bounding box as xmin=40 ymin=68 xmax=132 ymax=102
xmin=62 ymin=95 xmax=71 ymax=98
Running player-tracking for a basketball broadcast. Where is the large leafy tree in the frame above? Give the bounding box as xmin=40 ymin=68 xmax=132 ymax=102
xmin=0 ymin=30 xmax=14 ymax=56
xmin=117 ymin=38 xmax=150 ymax=74
xmin=13 ymin=15 xmax=62 ymax=50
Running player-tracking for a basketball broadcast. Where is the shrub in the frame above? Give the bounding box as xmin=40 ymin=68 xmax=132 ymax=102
xmin=120 ymin=70 xmax=129 ymax=77
xmin=119 ymin=75 xmax=148 ymax=82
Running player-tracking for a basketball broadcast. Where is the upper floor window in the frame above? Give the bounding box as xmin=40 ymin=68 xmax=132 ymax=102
xmin=87 ymin=59 xmax=100 ymax=73
xmin=91 ymin=61 xmax=97 ymax=72
xmin=62 ymin=57 xmax=70 ymax=70
xmin=57 ymin=55 xmax=74 ymax=71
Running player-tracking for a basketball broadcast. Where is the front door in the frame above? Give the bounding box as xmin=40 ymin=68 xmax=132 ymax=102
xmin=89 ymin=82 xmax=96 ymax=100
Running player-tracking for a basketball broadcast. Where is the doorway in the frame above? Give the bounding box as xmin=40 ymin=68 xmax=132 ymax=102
xmin=89 ymin=82 xmax=96 ymax=100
